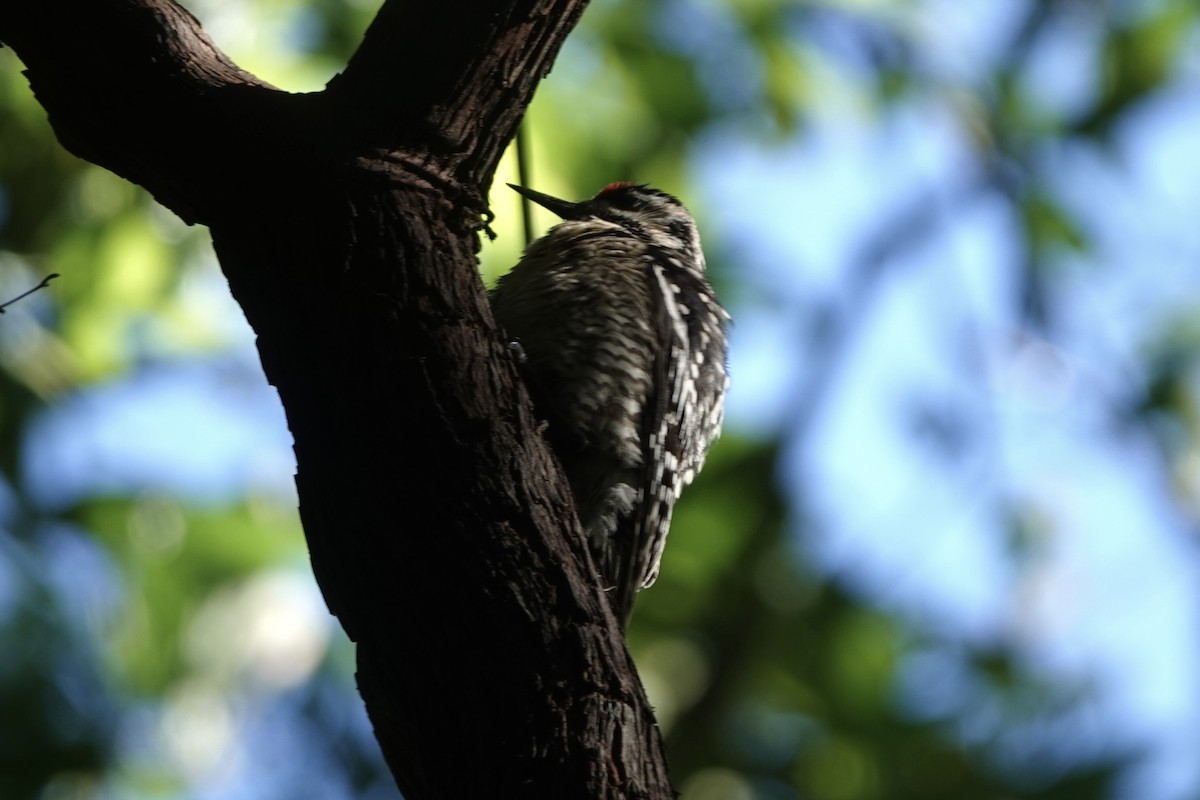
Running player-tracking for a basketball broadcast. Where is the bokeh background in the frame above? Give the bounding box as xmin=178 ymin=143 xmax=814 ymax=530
xmin=3 ymin=1 xmax=1199 ymax=798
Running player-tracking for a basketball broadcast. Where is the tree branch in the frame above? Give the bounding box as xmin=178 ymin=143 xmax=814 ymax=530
xmin=0 ymin=1 xmax=673 ymax=796
xmin=0 ymin=1 xmax=281 ymax=222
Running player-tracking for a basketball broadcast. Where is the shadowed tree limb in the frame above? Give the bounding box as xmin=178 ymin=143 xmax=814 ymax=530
xmin=0 ymin=1 xmax=673 ymax=796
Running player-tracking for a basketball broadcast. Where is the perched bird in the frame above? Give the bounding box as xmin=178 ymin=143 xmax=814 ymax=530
xmin=490 ymin=182 xmax=729 ymax=623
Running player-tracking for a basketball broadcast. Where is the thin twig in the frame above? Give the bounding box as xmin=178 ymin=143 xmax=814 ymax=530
xmin=516 ymin=121 xmax=534 ymax=247
xmin=0 ymin=273 xmax=60 ymax=314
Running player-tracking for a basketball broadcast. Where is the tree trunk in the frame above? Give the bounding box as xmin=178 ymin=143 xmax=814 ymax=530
xmin=0 ymin=1 xmax=673 ymax=796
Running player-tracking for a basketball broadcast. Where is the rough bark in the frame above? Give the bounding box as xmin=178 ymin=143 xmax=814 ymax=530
xmin=0 ymin=1 xmax=673 ymax=797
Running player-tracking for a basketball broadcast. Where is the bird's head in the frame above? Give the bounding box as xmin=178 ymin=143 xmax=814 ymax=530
xmin=508 ymin=182 xmax=705 ymax=268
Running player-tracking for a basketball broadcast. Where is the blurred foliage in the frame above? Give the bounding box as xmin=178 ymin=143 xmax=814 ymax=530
xmin=3 ymin=1 xmax=1200 ymax=799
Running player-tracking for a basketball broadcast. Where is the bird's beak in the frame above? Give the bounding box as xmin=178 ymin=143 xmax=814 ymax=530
xmin=507 ymin=184 xmax=586 ymax=219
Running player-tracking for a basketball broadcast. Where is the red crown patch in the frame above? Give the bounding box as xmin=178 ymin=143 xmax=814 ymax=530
xmin=600 ymin=181 xmax=639 ymax=194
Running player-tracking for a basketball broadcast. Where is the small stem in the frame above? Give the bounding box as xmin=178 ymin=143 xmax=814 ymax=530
xmin=0 ymin=273 xmax=60 ymax=314
xmin=516 ymin=121 xmax=534 ymax=247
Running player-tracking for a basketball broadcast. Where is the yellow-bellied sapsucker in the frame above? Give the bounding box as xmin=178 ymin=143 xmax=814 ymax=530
xmin=490 ymin=182 xmax=729 ymax=623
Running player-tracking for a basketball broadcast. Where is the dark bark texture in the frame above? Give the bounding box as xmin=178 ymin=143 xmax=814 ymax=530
xmin=0 ymin=1 xmax=673 ymax=797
